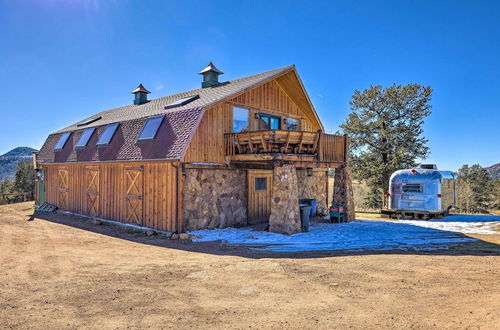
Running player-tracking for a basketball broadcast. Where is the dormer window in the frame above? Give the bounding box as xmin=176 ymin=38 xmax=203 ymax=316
xmin=75 ymin=127 xmax=95 ymax=148
xmin=137 ymin=115 xmax=164 ymax=141
xmin=97 ymin=123 xmax=119 ymax=145
xmin=164 ymin=95 xmax=199 ymax=110
xmin=54 ymin=132 xmax=72 ymax=151
xmin=77 ymin=116 xmax=101 ymax=127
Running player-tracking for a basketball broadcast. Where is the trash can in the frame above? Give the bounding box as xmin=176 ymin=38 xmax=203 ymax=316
xmin=300 ymin=205 xmax=311 ymax=232
xmin=309 ymin=199 xmax=318 ymax=217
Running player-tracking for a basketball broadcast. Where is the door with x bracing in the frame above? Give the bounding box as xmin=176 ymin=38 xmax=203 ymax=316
xmin=124 ymin=166 xmax=143 ymax=226
xmin=85 ymin=166 xmax=100 ymax=217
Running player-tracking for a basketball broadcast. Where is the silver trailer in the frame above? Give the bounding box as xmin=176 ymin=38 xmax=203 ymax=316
xmin=382 ymin=164 xmax=457 ymax=220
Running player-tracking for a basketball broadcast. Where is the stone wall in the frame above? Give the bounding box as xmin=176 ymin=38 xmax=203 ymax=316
xmin=332 ymin=166 xmax=355 ymax=222
xmin=269 ymin=165 xmax=302 ymax=235
xmin=183 ymin=168 xmax=247 ymax=230
xmin=296 ymin=169 xmax=328 ymax=212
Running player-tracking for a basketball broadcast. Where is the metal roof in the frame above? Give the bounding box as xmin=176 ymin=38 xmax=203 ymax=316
xmin=54 ymin=65 xmax=292 ymax=134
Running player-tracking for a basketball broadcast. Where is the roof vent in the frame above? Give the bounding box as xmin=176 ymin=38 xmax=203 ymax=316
xmin=418 ymin=164 xmax=437 ymax=169
xmin=198 ymin=62 xmax=224 ymax=88
xmin=131 ymin=83 xmax=151 ymax=105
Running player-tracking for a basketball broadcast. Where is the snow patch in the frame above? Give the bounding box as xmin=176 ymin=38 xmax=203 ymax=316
xmin=189 ymin=215 xmax=500 ymax=253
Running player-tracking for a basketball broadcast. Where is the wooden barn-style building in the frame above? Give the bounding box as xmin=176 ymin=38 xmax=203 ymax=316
xmin=35 ymin=64 xmax=354 ymax=234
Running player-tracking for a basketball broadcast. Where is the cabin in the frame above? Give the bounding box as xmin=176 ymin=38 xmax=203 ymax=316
xmin=34 ymin=64 xmax=354 ymax=235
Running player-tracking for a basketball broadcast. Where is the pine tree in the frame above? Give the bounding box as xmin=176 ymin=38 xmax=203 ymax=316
xmin=457 ymin=164 xmax=495 ymax=213
xmin=13 ymin=161 xmax=35 ymax=198
xmin=340 ymin=84 xmax=432 ymax=208
xmin=494 ymin=179 xmax=500 ymax=210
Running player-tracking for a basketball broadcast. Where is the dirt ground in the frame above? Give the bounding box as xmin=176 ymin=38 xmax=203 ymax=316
xmin=1 ymin=202 xmax=499 ymax=329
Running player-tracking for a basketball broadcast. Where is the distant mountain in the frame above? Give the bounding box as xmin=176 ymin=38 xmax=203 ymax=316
xmin=487 ymin=163 xmax=500 ymax=180
xmin=0 ymin=147 xmax=38 ymax=181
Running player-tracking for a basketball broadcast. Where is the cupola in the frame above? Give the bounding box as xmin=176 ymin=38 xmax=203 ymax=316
xmin=198 ymin=62 xmax=224 ymax=88
xmin=131 ymin=83 xmax=151 ymax=105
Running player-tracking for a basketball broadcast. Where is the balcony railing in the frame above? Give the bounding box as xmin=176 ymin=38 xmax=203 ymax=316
xmin=224 ymin=130 xmax=348 ymax=163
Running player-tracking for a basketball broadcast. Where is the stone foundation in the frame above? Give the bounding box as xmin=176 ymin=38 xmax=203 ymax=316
xmin=296 ymin=169 xmax=328 ymax=212
xmin=183 ymin=168 xmax=247 ymax=230
xmin=332 ymin=166 xmax=355 ymax=222
xmin=269 ymin=165 xmax=301 ymax=235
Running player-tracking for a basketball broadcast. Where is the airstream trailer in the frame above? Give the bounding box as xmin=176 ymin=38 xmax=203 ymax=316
xmin=382 ymin=164 xmax=457 ymax=220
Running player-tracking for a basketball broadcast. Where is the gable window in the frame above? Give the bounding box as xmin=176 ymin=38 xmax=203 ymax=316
xmin=257 ymin=113 xmax=280 ymax=130
xmin=233 ymin=106 xmax=249 ymax=132
xmin=137 ymin=115 xmax=164 ymax=141
xmin=75 ymin=127 xmax=95 ymax=148
xmin=54 ymin=132 xmax=72 ymax=151
xmin=97 ymin=123 xmax=119 ymax=145
xmin=284 ymin=118 xmax=300 ymax=131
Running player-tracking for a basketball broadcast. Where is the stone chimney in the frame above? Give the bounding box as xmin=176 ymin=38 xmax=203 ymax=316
xmin=131 ymin=83 xmax=151 ymax=105
xmin=198 ymin=62 xmax=224 ymax=88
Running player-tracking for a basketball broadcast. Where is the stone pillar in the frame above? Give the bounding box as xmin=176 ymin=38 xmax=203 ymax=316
xmin=332 ymin=166 xmax=355 ymax=222
xmin=269 ymin=165 xmax=301 ymax=235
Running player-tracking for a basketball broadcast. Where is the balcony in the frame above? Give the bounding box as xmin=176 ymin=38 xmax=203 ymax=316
xmin=224 ymin=130 xmax=348 ymax=166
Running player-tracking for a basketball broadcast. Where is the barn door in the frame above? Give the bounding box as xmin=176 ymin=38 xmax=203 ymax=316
xmin=125 ymin=166 xmax=143 ymax=226
xmin=247 ymin=170 xmax=273 ymax=224
xmin=85 ymin=166 xmax=100 ymax=217
xmin=58 ymin=167 xmax=69 ymax=210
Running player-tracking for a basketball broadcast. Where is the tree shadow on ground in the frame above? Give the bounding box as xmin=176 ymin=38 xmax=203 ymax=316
xmin=30 ymin=210 xmax=500 ymax=259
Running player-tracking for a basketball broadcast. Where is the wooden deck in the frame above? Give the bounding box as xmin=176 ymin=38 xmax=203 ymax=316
xmin=224 ymin=130 xmax=348 ymax=167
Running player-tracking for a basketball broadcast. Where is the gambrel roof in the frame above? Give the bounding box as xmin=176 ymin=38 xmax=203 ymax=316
xmin=38 ymin=65 xmax=323 ymax=164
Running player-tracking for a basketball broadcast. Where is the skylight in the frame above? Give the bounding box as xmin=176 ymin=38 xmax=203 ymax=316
xmin=137 ymin=115 xmax=164 ymax=141
xmin=75 ymin=127 xmax=95 ymax=148
xmin=97 ymin=123 xmax=119 ymax=145
xmin=54 ymin=132 xmax=72 ymax=151
xmin=164 ymin=95 xmax=199 ymax=109
xmin=76 ymin=116 xmax=102 ymax=127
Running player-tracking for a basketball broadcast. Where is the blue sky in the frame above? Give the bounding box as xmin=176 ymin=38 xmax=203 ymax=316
xmin=0 ymin=0 xmax=498 ymax=170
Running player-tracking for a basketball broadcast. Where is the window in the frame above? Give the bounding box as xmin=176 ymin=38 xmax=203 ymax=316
xmin=255 ymin=177 xmax=267 ymax=191
xmin=76 ymin=116 xmax=101 ymax=127
xmin=75 ymin=127 xmax=95 ymax=148
xmin=284 ymin=117 xmax=300 ymax=131
xmin=164 ymin=95 xmax=199 ymax=109
xmin=402 ymin=184 xmax=423 ymax=193
xmin=137 ymin=115 xmax=164 ymax=141
xmin=97 ymin=123 xmax=119 ymax=145
xmin=54 ymin=132 xmax=72 ymax=151
xmin=257 ymin=113 xmax=280 ymax=130
xmin=233 ymin=106 xmax=249 ymax=132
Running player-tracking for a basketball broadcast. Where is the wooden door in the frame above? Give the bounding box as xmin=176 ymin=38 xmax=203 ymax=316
xmin=36 ymin=169 xmax=46 ymax=205
xmin=247 ymin=170 xmax=273 ymax=224
xmin=85 ymin=166 xmax=99 ymax=217
xmin=125 ymin=166 xmax=143 ymax=226
xmin=58 ymin=168 xmax=69 ymax=210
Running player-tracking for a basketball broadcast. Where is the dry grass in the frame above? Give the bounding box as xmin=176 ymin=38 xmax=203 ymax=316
xmin=0 ymin=202 xmax=499 ymax=329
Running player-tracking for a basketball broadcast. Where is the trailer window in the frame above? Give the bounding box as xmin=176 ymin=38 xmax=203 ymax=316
xmin=402 ymin=184 xmax=423 ymax=193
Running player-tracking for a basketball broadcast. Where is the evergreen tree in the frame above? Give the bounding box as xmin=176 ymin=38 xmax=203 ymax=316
xmin=13 ymin=161 xmax=35 ymax=198
xmin=340 ymin=84 xmax=432 ymax=208
xmin=0 ymin=178 xmax=14 ymax=194
xmin=494 ymin=179 xmax=500 ymax=209
xmin=457 ymin=164 xmax=495 ymax=213
xmin=0 ymin=178 xmax=14 ymax=205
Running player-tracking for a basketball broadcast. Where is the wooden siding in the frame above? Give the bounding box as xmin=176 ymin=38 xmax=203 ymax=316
xmin=183 ymin=78 xmax=321 ymax=163
xmin=43 ymin=161 xmax=181 ymax=232
xmin=183 ymin=103 xmax=232 ymax=163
